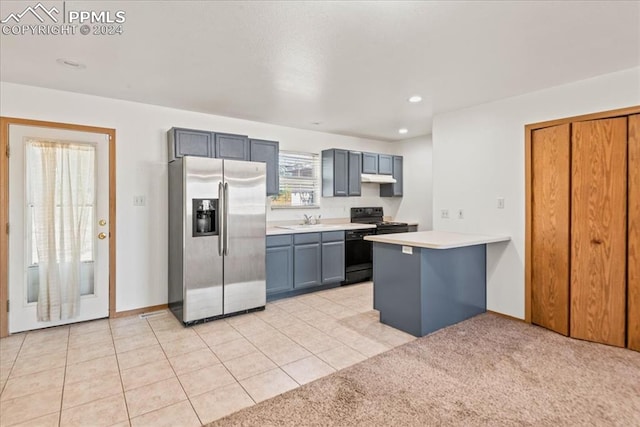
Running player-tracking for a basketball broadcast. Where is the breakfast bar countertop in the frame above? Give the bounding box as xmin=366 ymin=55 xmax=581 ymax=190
xmin=365 ymin=230 xmax=510 ymax=249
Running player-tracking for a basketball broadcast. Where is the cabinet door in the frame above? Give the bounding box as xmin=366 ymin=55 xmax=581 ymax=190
xmin=215 ymin=133 xmax=249 ymax=160
xmin=378 ymin=154 xmax=393 ymax=175
xmin=628 ymin=114 xmax=640 ymax=351
xmin=294 ymin=243 xmax=322 ymax=288
xmin=571 ymin=117 xmax=627 ymax=347
xmin=362 ymin=152 xmax=378 ymax=174
xmin=322 ymin=241 xmax=345 ymax=284
xmin=348 ymin=151 xmax=362 ymax=196
xmin=392 ymin=156 xmax=403 ymax=196
xmin=380 ymin=156 xmax=403 ymax=197
xmin=169 ymin=128 xmax=212 ymax=160
xmin=250 ymin=139 xmax=279 ymax=196
xmin=322 ymin=149 xmax=353 ymax=197
xmin=266 ymin=245 xmax=294 ymax=294
xmin=333 ymin=150 xmax=349 ymax=196
xmin=531 ymin=124 xmax=571 ymax=336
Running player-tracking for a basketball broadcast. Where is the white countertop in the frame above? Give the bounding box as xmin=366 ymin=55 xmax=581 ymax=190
xmin=267 ymin=223 xmax=376 ymax=235
xmin=364 ymin=230 xmax=510 ymax=249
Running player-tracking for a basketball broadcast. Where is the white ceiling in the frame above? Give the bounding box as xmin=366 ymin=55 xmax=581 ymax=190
xmin=1 ymin=1 xmax=639 ymax=141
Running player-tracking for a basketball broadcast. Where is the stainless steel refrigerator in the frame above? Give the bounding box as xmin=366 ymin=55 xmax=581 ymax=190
xmin=168 ymin=156 xmax=266 ymax=324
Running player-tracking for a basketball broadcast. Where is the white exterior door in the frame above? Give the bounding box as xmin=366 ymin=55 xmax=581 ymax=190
xmin=8 ymin=124 xmax=110 ymax=333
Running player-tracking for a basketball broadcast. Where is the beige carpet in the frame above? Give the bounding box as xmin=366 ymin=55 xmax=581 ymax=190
xmin=207 ymin=313 xmax=640 ymax=426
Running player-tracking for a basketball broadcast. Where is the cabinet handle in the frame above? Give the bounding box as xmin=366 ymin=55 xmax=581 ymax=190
xmin=591 ymin=238 xmax=603 ymax=245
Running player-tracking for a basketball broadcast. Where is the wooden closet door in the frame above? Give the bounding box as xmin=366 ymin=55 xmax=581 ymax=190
xmin=571 ymin=117 xmax=627 ymax=347
xmin=629 ymin=114 xmax=640 ymax=351
xmin=531 ymin=124 xmax=571 ymax=335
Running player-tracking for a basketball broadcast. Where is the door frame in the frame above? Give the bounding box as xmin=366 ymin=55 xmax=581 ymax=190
xmin=524 ymin=105 xmax=640 ymax=324
xmin=0 ymin=117 xmax=116 ymax=337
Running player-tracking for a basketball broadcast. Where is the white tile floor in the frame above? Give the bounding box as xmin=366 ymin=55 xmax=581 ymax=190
xmin=0 ymin=282 xmax=415 ymax=426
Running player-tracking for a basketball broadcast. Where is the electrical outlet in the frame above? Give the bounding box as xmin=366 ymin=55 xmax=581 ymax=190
xmin=497 ymin=197 xmax=505 ymax=209
xmin=457 ymin=209 xmax=464 ymax=219
xmin=441 ymin=209 xmax=449 ymax=219
xmin=133 ymin=195 xmax=146 ymax=206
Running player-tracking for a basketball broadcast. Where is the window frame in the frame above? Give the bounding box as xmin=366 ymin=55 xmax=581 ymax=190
xmin=271 ymin=150 xmax=321 ymax=209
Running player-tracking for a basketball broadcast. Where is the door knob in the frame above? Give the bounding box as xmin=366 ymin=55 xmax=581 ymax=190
xmin=99 ymin=219 xmax=107 ymax=226
xmin=98 ymin=232 xmax=107 ymax=240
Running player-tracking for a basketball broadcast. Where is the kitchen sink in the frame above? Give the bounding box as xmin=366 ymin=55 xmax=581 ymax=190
xmin=275 ymin=224 xmax=342 ymax=230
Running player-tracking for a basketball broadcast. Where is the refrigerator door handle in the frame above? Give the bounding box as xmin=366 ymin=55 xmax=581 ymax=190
xmin=218 ymin=181 xmax=224 ymax=256
xmin=224 ymin=182 xmax=230 ymax=256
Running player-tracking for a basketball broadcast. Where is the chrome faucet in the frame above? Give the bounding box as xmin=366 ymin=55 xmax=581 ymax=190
xmin=302 ymin=214 xmax=321 ymax=225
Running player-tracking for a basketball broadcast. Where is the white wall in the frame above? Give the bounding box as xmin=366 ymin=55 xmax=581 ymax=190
xmin=395 ymin=135 xmax=433 ymax=230
xmin=432 ymin=67 xmax=640 ymax=319
xmin=0 ymin=82 xmax=405 ymax=312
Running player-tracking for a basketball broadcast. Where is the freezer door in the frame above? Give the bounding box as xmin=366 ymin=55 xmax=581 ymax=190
xmin=223 ymin=160 xmax=266 ymax=314
xmin=184 ymin=156 xmax=224 ymax=322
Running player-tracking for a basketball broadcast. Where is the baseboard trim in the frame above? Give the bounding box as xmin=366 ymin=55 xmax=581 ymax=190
xmin=112 ymin=304 xmax=168 ymax=319
xmin=487 ymin=310 xmax=526 ymax=323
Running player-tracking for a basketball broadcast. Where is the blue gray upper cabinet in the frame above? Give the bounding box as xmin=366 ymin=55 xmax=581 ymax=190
xmin=322 ymin=149 xmax=362 ymax=197
xmin=362 ymin=152 xmax=379 ymax=174
xmin=380 ymin=155 xmax=403 ymax=197
xmin=348 ymin=151 xmax=362 ymax=196
xmin=378 ymin=154 xmax=393 ymax=175
xmin=214 ymin=133 xmax=249 ymax=160
xmin=168 ymin=128 xmax=213 ymax=161
xmin=322 ymin=149 xmax=349 ymax=197
xmin=250 ymin=139 xmax=279 ymax=196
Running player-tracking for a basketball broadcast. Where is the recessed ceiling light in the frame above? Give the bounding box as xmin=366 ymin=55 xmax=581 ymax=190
xmin=398 ymin=128 xmax=408 ymax=134
xmin=408 ymin=95 xmax=422 ymax=103
xmin=56 ymin=58 xmax=86 ymax=70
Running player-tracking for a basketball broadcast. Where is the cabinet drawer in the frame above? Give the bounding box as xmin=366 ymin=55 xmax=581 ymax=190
xmin=294 ymin=232 xmax=321 ymax=245
xmin=267 ymin=235 xmax=292 ymax=247
xmin=322 ymin=231 xmax=345 ymax=242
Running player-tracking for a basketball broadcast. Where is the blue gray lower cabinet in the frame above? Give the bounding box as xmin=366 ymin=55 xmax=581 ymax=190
xmin=266 ymin=235 xmax=294 ymax=294
xmin=267 ymin=231 xmax=345 ymax=300
xmin=294 ymin=242 xmax=322 ymax=288
xmin=373 ymin=242 xmax=486 ymax=337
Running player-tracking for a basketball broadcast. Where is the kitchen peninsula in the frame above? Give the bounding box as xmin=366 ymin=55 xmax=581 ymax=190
xmin=365 ymin=231 xmax=510 ymax=337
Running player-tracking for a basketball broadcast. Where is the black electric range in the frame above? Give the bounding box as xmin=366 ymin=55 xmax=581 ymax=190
xmin=351 ymin=207 xmax=409 ymax=234
xmin=342 ymin=207 xmax=409 ymax=285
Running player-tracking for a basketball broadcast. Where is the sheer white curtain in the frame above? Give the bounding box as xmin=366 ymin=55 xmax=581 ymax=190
xmin=27 ymin=139 xmax=95 ymax=321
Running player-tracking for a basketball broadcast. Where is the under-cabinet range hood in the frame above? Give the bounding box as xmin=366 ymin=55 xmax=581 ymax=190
xmin=361 ymin=173 xmax=397 ymax=184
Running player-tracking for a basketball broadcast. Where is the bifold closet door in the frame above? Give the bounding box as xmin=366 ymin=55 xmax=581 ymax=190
xmin=629 ymin=114 xmax=640 ymax=351
xmin=571 ymin=117 xmax=627 ymax=347
xmin=531 ymin=124 xmax=571 ymax=335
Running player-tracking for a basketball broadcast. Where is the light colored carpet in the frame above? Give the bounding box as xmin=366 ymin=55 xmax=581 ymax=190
xmin=207 ymin=313 xmax=640 ymax=426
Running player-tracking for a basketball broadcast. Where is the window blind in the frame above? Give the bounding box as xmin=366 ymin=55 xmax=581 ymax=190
xmin=273 ymin=151 xmax=320 ymax=207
